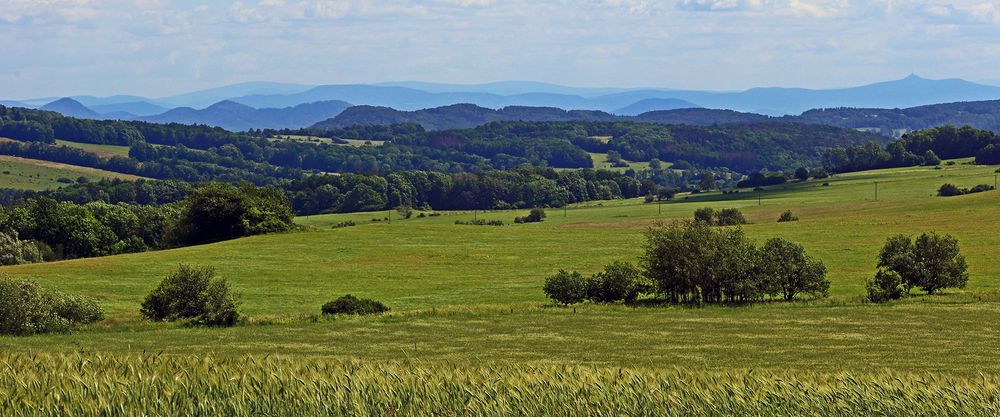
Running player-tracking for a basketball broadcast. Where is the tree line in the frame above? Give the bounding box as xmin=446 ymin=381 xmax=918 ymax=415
xmin=823 ymin=125 xmax=1000 ymax=173
xmin=0 ymin=183 xmax=294 ymax=263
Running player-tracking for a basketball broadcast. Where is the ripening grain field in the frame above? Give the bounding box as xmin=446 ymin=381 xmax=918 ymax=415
xmin=3 ymin=160 xmax=1000 ymax=414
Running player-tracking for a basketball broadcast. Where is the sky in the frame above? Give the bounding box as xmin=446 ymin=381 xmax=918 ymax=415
xmin=2 ymin=0 xmax=1000 ymax=98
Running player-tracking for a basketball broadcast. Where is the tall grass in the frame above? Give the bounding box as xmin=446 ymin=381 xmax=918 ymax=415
xmin=3 ymin=353 xmax=999 ymax=416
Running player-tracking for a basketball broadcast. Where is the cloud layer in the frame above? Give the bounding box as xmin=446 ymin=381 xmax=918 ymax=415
xmin=1 ymin=0 xmax=999 ymax=98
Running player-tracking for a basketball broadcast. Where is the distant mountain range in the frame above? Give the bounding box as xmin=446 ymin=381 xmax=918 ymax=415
xmin=7 ymin=75 xmax=1000 ymax=131
xmin=312 ymin=100 xmax=1000 ymax=135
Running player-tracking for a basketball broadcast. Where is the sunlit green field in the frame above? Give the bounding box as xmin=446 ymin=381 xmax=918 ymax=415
xmin=0 ymin=155 xmax=140 ymax=190
xmin=2 ymin=160 xmax=1000 ymax=374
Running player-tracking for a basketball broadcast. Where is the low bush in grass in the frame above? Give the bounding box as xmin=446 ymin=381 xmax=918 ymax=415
xmin=867 ymin=270 xmax=903 ymax=303
xmin=0 ymin=276 xmax=103 ymax=336
xmin=321 ymin=295 xmax=389 ymax=315
xmin=140 ymin=265 xmax=241 ymax=327
xmin=777 ymin=210 xmax=799 ymax=222
xmin=515 ymin=208 xmax=546 ymax=224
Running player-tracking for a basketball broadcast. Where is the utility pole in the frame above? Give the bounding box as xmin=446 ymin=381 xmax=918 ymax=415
xmin=874 ymin=181 xmax=879 ymax=202
xmin=564 ymin=206 xmax=567 ymax=217
xmin=658 ymin=199 xmax=662 ymax=215
xmin=474 ymin=209 xmax=477 ymax=221
xmin=757 ymin=189 xmax=761 ymax=206
xmin=388 ymin=208 xmax=391 ymax=224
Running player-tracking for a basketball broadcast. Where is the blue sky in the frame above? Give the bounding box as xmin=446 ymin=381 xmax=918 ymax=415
xmin=2 ymin=0 xmax=1000 ymax=98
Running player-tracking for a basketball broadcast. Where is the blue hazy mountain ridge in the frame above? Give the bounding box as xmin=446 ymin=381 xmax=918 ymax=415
xmin=39 ymin=97 xmax=102 ymax=119
xmin=615 ymin=98 xmax=705 ymax=116
xmin=89 ymin=101 xmax=169 ymax=117
xmin=137 ymin=100 xmax=352 ymax=131
xmin=231 ymin=75 xmax=1000 ymax=115
xmin=157 ymin=81 xmax=314 ymax=109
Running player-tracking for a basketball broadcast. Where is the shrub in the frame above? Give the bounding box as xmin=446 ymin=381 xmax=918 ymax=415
xmin=693 ymin=207 xmax=715 ymax=224
xmin=140 ymin=265 xmax=241 ymax=326
xmin=715 ymin=208 xmax=749 ymax=226
xmin=777 ymin=210 xmax=799 ymax=223
xmin=515 ymin=208 xmax=546 ymax=224
xmin=543 ymin=270 xmax=586 ymax=305
xmin=395 ymin=205 xmax=413 ymax=219
xmin=321 ymin=295 xmax=389 ymax=315
xmin=0 ymin=277 xmax=103 ymax=336
xmin=866 ymin=270 xmax=903 ymax=303
xmin=0 ymin=232 xmax=44 ymax=266
xmin=586 ymin=261 xmax=645 ymax=303
xmin=938 ymin=183 xmax=963 ymax=196
xmin=794 ymin=167 xmax=810 ymax=181
xmin=922 ymin=150 xmax=942 ymax=166
xmin=644 ymin=195 xmax=655 ymax=203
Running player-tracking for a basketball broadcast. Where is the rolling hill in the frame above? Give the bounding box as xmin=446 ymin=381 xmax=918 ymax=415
xmin=138 ymin=100 xmax=351 ymax=131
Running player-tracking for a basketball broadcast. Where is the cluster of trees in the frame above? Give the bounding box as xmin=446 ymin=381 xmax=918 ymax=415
xmin=545 ymin=221 xmax=830 ymax=305
xmin=938 ymin=183 xmax=995 ymax=197
xmin=0 ymin=182 xmax=295 ymax=262
xmin=515 ymin=208 xmax=546 ymax=224
xmin=824 ymin=126 xmax=1000 ymax=173
xmin=0 ymin=178 xmax=192 ymax=207
xmin=544 ymin=261 xmax=648 ymax=305
xmin=867 ymin=233 xmax=968 ymax=302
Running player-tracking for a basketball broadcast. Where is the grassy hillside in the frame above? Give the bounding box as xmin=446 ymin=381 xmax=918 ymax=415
xmin=0 ymin=155 xmax=141 ymax=190
xmin=2 ymin=160 xmax=1000 ymax=374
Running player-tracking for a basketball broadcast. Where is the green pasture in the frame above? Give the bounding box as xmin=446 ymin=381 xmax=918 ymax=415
xmin=0 ymin=155 xmax=140 ymax=190
xmin=2 ymin=160 xmax=1000 ymax=373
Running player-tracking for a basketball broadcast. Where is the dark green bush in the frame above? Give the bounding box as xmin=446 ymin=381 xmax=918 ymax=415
xmin=321 ymin=295 xmax=389 ymax=315
xmin=938 ymin=183 xmax=963 ymax=196
xmin=0 ymin=277 xmax=103 ymax=336
xmin=693 ymin=207 xmax=715 ymax=224
xmin=140 ymin=265 xmax=241 ymax=326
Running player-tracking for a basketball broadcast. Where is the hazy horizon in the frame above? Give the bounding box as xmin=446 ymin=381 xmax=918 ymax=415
xmin=3 ymin=0 xmax=1000 ymax=98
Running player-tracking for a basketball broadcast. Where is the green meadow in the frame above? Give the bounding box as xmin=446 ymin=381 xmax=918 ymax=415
xmin=0 ymin=155 xmax=140 ymax=190
xmin=2 ymin=160 xmax=1000 ymax=374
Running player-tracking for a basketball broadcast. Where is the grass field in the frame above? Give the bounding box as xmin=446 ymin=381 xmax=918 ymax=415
xmin=55 ymin=139 xmax=131 ymax=158
xmin=0 ymin=155 xmax=142 ymax=190
xmin=3 ymin=160 xmax=1000 ymax=413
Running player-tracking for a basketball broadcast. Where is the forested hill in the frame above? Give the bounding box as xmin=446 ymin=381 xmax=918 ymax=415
xmin=312 ymin=104 xmax=622 ymax=130
xmin=1 ymin=104 xmax=882 ymax=177
xmin=793 ymin=100 xmax=1000 ymax=136
xmin=311 ymin=100 xmax=1000 ymax=135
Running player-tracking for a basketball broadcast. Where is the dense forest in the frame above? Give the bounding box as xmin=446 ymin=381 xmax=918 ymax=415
xmin=823 ymin=125 xmax=1000 ymax=172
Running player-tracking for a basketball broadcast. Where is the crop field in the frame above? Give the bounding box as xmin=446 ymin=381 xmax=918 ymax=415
xmin=54 ymin=139 xmax=131 ymax=158
xmin=3 ymin=160 xmax=1000 ymax=413
xmin=0 ymin=155 xmax=141 ymax=190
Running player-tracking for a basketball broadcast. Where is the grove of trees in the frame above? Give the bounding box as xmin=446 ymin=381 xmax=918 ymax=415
xmin=545 ymin=221 xmax=830 ymax=306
